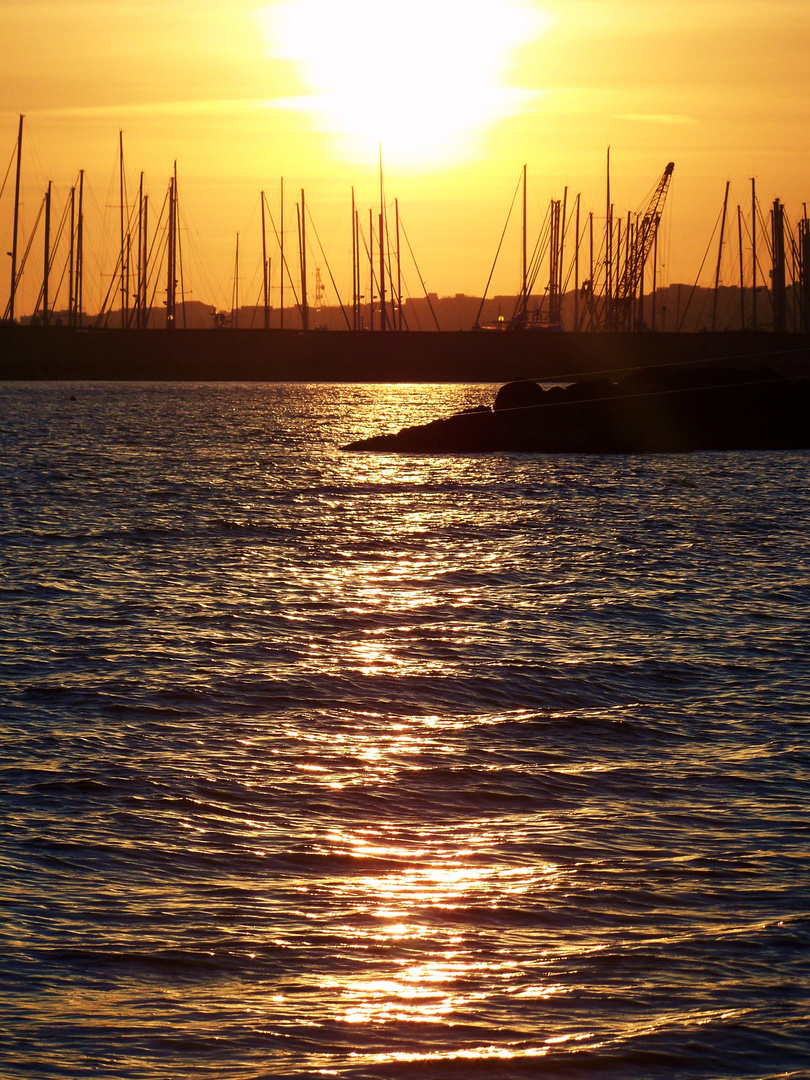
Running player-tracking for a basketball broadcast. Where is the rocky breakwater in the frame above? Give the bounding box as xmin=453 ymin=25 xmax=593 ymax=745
xmin=343 ymin=366 xmax=810 ymax=453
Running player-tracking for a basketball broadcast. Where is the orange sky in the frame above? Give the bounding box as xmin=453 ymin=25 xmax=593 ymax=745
xmin=2 ymin=0 xmax=809 ymax=318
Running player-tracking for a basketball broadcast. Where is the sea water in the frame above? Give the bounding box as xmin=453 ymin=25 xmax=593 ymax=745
xmin=1 ymin=381 xmax=808 ymax=1080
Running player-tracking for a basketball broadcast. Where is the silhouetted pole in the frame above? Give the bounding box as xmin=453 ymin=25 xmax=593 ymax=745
xmin=559 ymin=186 xmax=568 ymax=322
xmin=588 ymin=211 xmax=594 ymax=330
xmin=771 ymin=198 xmax=786 ymax=333
xmin=614 ymin=214 xmax=621 ymax=326
xmin=135 ymin=171 xmax=144 ymax=328
xmin=738 ymin=205 xmax=745 ymax=330
xmin=166 ymin=172 xmax=176 ymax=329
xmin=522 ymin=163 xmax=527 ymax=319
xmin=379 ymin=211 xmax=386 ymax=332
xmin=68 ymin=185 xmax=75 ymax=327
xmin=9 ymin=114 xmax=23 ymax=322
xmin=280 ymin=178 xmax=285 ymax=329
xmin=299 ymin=190 xmax=308 ymax=331
xmin=379 ymin=149 xmax=387 ymax=331
xmin=574 ymin=193 xmax=580 ymax=331
xmin=395 ymin=198 xmax=402 ymax=330
xmin=261 ymin=191 xmax=269 ymax=329
xmin=141 ymin=193 xmax=149 ymax=329
xmin=652 ymin=226 xmax=658 ymax=331
xmin=605 ymin=147 xmax=612 ymax=330
xmin=801 ymin=207 xmax=810 ymax=333
xmin=351 ymin=187 xmax=357 ymax=330
xmin=369 ymin=208 xmax=374 ymax=331
xmin=43 ymin=180 xmax=51 ymax=325
xmin=751 ymin=178 xmax=757 ymax=331
xmin=711 ymin=180 xmax=730 ymax=332
xmin=119 ymin=131 xmax=129 ymax=326
xmin=76 ymin=170 xmax=84 ymax=327
xmin=233 ymin=232 xmax=239 ymax=328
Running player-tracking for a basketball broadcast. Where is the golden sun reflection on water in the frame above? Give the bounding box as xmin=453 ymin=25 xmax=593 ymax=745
xmin=315 ymin=822 xmax=564 ymax=1031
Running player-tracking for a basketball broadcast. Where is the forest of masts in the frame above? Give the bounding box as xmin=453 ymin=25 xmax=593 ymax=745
xmin=3 ymin=118 xmax=810 ymax=333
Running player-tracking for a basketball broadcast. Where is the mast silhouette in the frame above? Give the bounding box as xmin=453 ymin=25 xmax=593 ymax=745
xmin=711 ymin=180 xmax=730 ymax=332
xmin=75 ymin=170 xmax=84 ymax=327
xmin=299 ymin=190 xmax=308 ymax=330
xmin=166 ymin=166 xmax=176 ymax=328
xmin=751 ymin=178 xmax=757 ymax=331
xmin=8 ymin=114 xmax=23 ymax=322
xmin=42 ymin=180 xmax=51 ymax=325
xmin=261 ymin=191 xmax=269 ymax=330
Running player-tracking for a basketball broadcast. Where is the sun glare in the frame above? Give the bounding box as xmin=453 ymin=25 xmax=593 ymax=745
xmin=256 ymin=0 xmax=553 ymax=166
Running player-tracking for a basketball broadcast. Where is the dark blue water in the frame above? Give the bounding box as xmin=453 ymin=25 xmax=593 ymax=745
xmin=1 ymin=381 xmax=809 ymax=1079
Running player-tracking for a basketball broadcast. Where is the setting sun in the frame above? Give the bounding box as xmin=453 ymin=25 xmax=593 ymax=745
xmin=256 ymin=0 xmax=553 ymax=165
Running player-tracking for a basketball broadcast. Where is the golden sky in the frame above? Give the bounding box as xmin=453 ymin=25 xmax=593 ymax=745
xmin=2 ymin=0 xmax=809 ymax=316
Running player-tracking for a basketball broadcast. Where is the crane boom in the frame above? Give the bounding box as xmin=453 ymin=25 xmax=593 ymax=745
xmin=611 ymin=161 xmax=674 ymax=330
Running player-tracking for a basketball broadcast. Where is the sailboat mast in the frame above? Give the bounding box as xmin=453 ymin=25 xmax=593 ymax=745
xmin=574 ymin=193 xmax=580 ymax=330
xmin=559 ymin=186 xmax=568 ymax=322
xmin=119 ymin=131 xmax=129 ymax=325
xmin=771 ymin=198 xmax=786 ymax=333
xmin=43 ymin=180 xmax=51 ymax=325
xmin=142 ymin=193 xmax=148 ymax=329
xmin=166 ymin=169 xmax=176 ymax=329
xmin=280 ymin=178 xmax=285 ymax=330
xmin=136 ymin=172 xmax=143 ymax=328
xmin=234 ymin=232 xmax=239 ymax=327
xmin=369 ymin=208 xmax=374 ymax=331
xmin=711 ymin=180 xmax=730 ymax=332
xmin=9 ymin=114 xmax=23 ymax=322
xmin=68 ymin=185 xmax=75 ymax=327
xmin=351 ymin=187 xmax=357 ymax=330
xmin=395 ymin=197 xmax=402 ymax=331
xmin=589 ymin=210 xmax=594 ymax=331
xmin=605 ymin=146 xmax=612 ymax=329
xmin=76 ymin=170 xmax=84 ymax=327
xmin=379 ymin=151 xmax=387 ymax=332
xmin=751 ymin=178 xmax=757 ymax=331
xmin=261 ymin=191 xmax=269 ymax=330
xmin=738 ymin=205 xmax=745 ymax=330
xmin=299 ymin=190 xmax=308 ymax=331
xmin=522 ymin=163 xmax=527 ymax=319
xmin=379 ymin=211 xmax=386 ymax=332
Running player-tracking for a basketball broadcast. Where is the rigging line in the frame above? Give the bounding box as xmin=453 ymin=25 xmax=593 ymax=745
xmin=0 ymin=140 xmax=17 ymax=202
xmin=141 ymin=187 xmax=171 ymax=322
xmin=95 ymin=244 xmax=123 ymax=327
xmin=495 ymin=342 xmax=810 ymax=391
xmin=147 ymin=234 xmax=168 ymax=322
xmin=174 ymin=167 xmax=186 ymax=328
xmin=305 ymin=204 xmax=351 ymax=330
xmin=2 ymin=196 xmax=45 ymax=321
xmin=355 ymin=217 xmax=384 ymax=322
xmin=475 ymin=169 xmax=523 ymax=328
xmin=523 ymin=210 xmax=554 ymax=315
xmin=485 ymin=370 xmax=806 ymax=419
xmin=33 ymin=189 xmax=73 ymax=316
xmin=398 ymin=216 xmax=440 ymax=331
xmin=677 ymin=206 xmax=723 ymax=331
xmin=264 ymin=204 xmax=301 ymax=312
xmin=248 ymin=264 xmax=267 ymax=328
xmin=145 ymin=191 xmax=172 ymax=322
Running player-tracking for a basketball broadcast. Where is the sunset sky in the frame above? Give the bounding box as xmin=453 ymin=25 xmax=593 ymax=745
xmin=2 ymin=0 xmax=809 ymax=317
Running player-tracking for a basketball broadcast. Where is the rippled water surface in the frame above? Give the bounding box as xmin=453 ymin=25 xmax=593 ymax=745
xmin=1 ymin=381 xmax=809 ymax=1079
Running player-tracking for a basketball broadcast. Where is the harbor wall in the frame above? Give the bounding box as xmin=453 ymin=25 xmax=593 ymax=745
xmin=2 ymin=326 xmax=810 ymax=382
